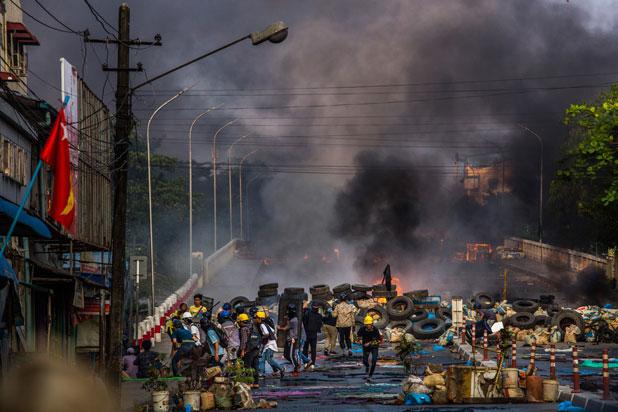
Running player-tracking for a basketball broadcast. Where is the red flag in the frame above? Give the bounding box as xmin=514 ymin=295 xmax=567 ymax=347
xmin=41 ymin=108 xmax=75 ymax=231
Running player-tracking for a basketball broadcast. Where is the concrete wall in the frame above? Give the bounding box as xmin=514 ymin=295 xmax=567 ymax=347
xmin=504 ymin=237 xmax=607 ymax=273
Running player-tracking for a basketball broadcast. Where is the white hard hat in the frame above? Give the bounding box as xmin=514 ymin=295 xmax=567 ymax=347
xmin=182 ymin=312 xmax=192 ymax=319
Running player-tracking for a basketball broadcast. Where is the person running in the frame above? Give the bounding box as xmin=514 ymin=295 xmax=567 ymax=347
xmin=302 ymin=302 xmax=323 ymax=370
xmin=278 ymin=304 xmax=301 ymax=376
xmin=333 ymin=297 xmax=357 ymax=357
xmin=170 ymin=318 xmax=195 ymax=376
xmin=356 ymin=315 xmax=382 ymax=382
xmin=241 ymin=313 xmax=263 ymax=388
xmin=322 ymin=307 xmax=338 ymax=355
xmin=189 ymin=294 xmax=209 ymax=318
xmin=256 ymin=311 xmax=284 ymax=378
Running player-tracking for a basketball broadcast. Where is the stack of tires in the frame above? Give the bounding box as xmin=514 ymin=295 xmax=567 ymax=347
xmin=310 ymin=284 xmax=333 ymax=301
xmin=350 ymin=284 xmax=372 ymax=301
xmin=332 ymin=283 xmax=352 ymax=300
xmin=257 ymin=283 xmax=279 ymax=305
xmin=372 ymin=284 xmax=397 ymax=300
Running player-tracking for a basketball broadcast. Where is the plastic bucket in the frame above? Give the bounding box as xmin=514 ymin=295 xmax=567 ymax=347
xmin=183 ymin=390 xmax=201 ymax=411
xmin=152 ymin=391 xmax=169 ymax=412
xmin=526 ymin=376 xmax=544 ymax=403
xmin=542 ymin=379 xmax=559 ymax=402
xmin=200 ymin=391 xmax=215 ymax=411
xmin=501 ymin=368 xmax=519 ymax=388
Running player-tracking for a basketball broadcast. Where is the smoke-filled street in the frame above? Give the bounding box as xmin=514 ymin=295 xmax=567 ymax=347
xmin=1 ymin=1 xmax=618 ymax=411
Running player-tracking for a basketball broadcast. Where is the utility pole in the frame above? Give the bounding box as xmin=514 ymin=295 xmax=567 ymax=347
xmin=85 ymin=3 xmax=161 ymax=405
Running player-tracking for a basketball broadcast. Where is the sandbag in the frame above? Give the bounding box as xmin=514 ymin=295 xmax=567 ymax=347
xmin=550 ymin=328 xmax=562 ymax=343
xmin=211 ymin=381 xmax=233 ymax=410
xmin=390 ymin=328 xmax=405 ymax=343
xmin=423 ymin=373 xmax=445 ymax=388
xmin=232 ymin=382 xmax=255 ymax=409
xmin=431 ymin=388 xmax=448 ymax=405
xmin=564 ymin=325 xmax=581 ymax=344
xmin=534 ymin=307 xmax=548 ymax=317
xmin=402 ymin=375 xmax=423 ymax=394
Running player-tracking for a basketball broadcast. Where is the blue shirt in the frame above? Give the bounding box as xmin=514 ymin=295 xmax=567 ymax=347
xmin=172 ymin=328 xmax=193 ymax=343
xmin=206 ymin=329 xmax=225 ymax=356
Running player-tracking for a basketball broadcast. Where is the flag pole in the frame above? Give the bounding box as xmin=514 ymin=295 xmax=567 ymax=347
xmin=1 ymin=96 xmax=70 ymax=256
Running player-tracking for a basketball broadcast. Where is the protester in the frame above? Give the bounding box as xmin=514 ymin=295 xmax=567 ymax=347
xmin=219 ymin=305 xmax=240 ymax=361
xmin=256 ymin=311 xmax=285 ymax=378
xmin=239 ymin=313 xmax=262 ymax=387
xmin=134 ymin=340 xmax=159 ymax=378
xmin=170 ymin=318 xmax=195 ymax=376
xmin=166 ymin=303 xmax=189 ymax=338
xmin=181 ymin=312 xmax=201 ymax=347
xmin=356 ymin=315 xmax=382 ymax=382
xmin=122 ymin=347 xmax=138 ymax=378
xmin=189 ymin=294 xmax=209 ymax=318
xmin=322 ymin=308 xmax=338 ymax=355
xmin=302 ymin=302 xmax=323 ymax=369
xmin=200 ymin=316 xmax=225 ymax=366
xmin=278 ymin=304 xmax=300 ymax=375
xmin=333 ymin=297 xmax=357 ymax=357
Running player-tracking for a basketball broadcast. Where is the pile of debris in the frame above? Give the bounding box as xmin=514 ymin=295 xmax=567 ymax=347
xmin=396 ymin=362 xmax=559 ymax=405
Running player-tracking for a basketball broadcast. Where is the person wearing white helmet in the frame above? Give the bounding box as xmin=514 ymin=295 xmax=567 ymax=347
xmin=182 ymin=312 xmax=201 ymax=346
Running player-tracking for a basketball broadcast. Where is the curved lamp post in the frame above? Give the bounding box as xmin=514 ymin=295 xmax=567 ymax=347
xmin=212 ymin=119 xmax=237 ymax=251
xmin=518 ymin=124 xmax=544 ymax=243
xmin=145 ymin=86 xmax=190 ymax=315
xmin=188 ymin=105 xmax=221 ymax=278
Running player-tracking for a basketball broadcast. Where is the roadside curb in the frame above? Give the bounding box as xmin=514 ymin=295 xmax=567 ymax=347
xmin=453 ymin=340 xmax=618 ymax=411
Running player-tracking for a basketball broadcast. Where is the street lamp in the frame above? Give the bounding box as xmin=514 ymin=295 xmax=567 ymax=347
xmin=228 ymin=133 xmax=251 ymax=241
xmin=131 ymin=21 xmax=289 ymax=92
xmin=518 ymin=124 xmax=544 ymax=243
xmin=145 ymin=86 xmax=191 ymax=315
xmin=239 ymin=149 xmax=259 ymax=240
xmin=188 ymin=105 xmax=222 ymax=278
xmin=212 ymin=119 xmax=237 ymax=251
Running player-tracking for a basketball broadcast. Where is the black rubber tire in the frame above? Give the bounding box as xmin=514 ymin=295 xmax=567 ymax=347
xmin=283 ymin=287 xmax=305 ymax=295
xmin=509 ymin=312 xmax=536 ymax=329
xmin=309 ymin=284 xmax=330 ymax=295
xmin=372 ymin=284 xmax=387 ymax=292
xmin=386 ymin=296 xmax=414 ymax=321
xmin=412 ymin=318 xmax=446 ymax=340
xmin=551 ymin=310 xmax=584 ymax=335
xmin=357 ymin=307 xmax=389 ymax=329
xmin=350 ymin=290 xmax=370 ymax=301
xmin=388 ymin=320 xmax=414 ymax=334
xmin=535 ymin=314 xmax=550 ymax=327
xmin=351 ymin=284 xmax=372 ymax=292
xmin=409 ymin=308 xmax=429 ymax=323
xmin=333 ymin=283 xmax=351 ymax=293
xmin=230 ymin=296 xmax=249 ymax=308
xmin=512 ymin=299 xmax=539 ymax=313
xmin=473 ymin=292 xmax=494 ymax=309
xmin=373 ymin=290 xmax=398 ymax=298
xmin=312 ymin=291 xmax=334 ymax=301
xmin=310 ymin=298 xmax=331 ymax=312
xmin=257 ymin=289 xmax=278 ymax=298
xmin=259 ymin=283 xmax=278 ymax=290
xmin=438 ymin=307 xmax=452 ymax=320
xmin=547 ymin=304 xmax=561 ymax=316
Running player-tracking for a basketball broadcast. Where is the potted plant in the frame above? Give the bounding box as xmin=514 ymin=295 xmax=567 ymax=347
xmin=143 ymin=371 xmax=169 ymax=412
xmin=181 ymin=378 xmax=202 ymax=411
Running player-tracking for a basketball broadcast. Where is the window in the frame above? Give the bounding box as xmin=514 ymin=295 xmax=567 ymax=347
xmin=8 ymin=33 xmax=25 ymax=76
xmin=0 ymin=136 xmax=27 ymax=186
xmin=2 ymin=139 xmax=8 ymax=175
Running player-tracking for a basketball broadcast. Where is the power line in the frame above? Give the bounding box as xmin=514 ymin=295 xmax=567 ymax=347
xmin=33 ymin=0 xmax=82 ymax=34
xmin=7 ymin=0 xmax=81 ymax=34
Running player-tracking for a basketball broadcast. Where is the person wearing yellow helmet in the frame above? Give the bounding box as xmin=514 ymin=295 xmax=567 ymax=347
xmin=255 ymin=310 xmax=285 ymax=379
xmin=356 ymin=315 xmax=382 ymax=382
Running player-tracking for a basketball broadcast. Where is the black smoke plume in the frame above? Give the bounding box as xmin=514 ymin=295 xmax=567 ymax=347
xmin=331 ymin=151 xmax=422 ymax=275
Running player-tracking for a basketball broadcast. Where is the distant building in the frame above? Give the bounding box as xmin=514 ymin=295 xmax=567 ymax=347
xmin=463 ymin=161 xmax=512 ymax=206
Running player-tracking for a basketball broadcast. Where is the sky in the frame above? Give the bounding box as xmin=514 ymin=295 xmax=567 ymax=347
xmin=19 ymin=0 xmax=618 ymax=284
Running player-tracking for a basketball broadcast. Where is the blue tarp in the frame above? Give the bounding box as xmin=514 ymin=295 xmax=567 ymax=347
xmin=0 ymin=198 xmax=51 ymax=239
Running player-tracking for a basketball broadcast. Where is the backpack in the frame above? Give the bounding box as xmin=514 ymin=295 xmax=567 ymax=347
xmin=201 ymin=319 xmax=229 ymax=349
xmin=248 ymin=324 xmax=262 ymax=351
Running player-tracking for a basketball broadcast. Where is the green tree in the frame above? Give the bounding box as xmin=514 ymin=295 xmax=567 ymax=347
xmin=550 ymin=85 xmax=618 ymax=249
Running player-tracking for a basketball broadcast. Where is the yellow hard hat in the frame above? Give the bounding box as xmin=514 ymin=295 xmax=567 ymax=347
xmin=363 ymin=315 xmax=374 ymax=325
xmin=377 ymin=297 xmax=387 ymax=304
xmin=237 ymin=313 xmax=250 ymax=322
xmin=256 ymin=311 xmax=266 ymax=319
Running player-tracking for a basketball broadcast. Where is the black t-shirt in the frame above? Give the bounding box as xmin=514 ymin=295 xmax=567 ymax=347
xmin=357 ymin=326 xmax=381 ymax=349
